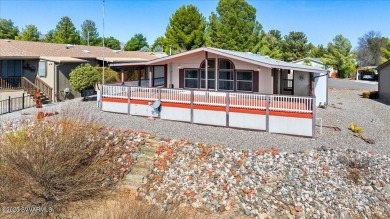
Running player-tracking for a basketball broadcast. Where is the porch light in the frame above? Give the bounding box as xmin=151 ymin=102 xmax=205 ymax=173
xmin=178 ymin=65 xmax=182 ymax=69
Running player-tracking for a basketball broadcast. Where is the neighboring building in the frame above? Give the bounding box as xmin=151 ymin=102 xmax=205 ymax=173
xmin=0 ymin=39 xmax=166 ymax=100
xmin=377 ymin=60 xmax=390 ymax=104
xmin=293 ymin=57 xmax=336 ymax=78
xmin=111 ymin=47 xmax=328 ymax=106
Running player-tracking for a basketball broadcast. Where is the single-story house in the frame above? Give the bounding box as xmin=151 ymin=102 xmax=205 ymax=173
xmin=377 ymin=60 xmax=390 ymax=104
xmin=0 ymin=39 xmax=166 ymax=100
xmin=111 ymin=47 xmax=328 ymax=106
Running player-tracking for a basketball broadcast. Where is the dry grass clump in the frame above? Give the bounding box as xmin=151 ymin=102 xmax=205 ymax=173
xmin=73 ymin=191 xmax=194 ymax=219
xmin=362 ymin=90 xmax=378 ymax=99
xmin=0 ymin=114 xmax=121 ymax=217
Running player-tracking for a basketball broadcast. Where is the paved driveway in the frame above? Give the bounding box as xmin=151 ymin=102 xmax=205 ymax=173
xmin=328 ymin=78 xmax=377 ymax=90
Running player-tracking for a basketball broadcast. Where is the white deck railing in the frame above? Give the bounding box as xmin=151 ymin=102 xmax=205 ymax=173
xmin=229 ymin=93 xmax=267 ymax=110
xmin=102 ymin=85 xmax=314 ymax=113
xmin=160 ymin=89 xmax=191 ymax=104
xmin=130 ymin=87 xmax=158 ymax=101
xmin=102 ymin=85 xmax=129 ymax=99
xmin=269 ymin=96 xmax=313 ymax=113
xmin=193 ymin=91 xmax=227 ymax=106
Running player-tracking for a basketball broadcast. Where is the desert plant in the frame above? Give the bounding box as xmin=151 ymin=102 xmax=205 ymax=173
xmin=349 ymin=122 xmax=363 ymax=134
xmin=0 ymin=117 xmax=121 ymax=217
xmin=362 ymin=90 xmax=379 ymax=99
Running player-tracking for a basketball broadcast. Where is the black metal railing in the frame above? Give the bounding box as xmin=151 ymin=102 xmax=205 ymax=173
xmin=0 ymin=93 xmax=35 ymax=115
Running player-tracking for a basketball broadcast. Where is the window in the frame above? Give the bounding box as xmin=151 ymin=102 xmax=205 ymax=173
xmin=200 ymin=59 xmax=215 ymax=89
xmin=283 ymin=71 xmax=293 ymax=91
xmin=237 ymin=71 xmax=253 ymax=91
xmin=200 ymin=70 xmax=215 ymax=89
xmin=218 ymin=70 xmax=234 ymax=90
xmin=38 ymin=60 xmax=46 ymax=77
xmin=1 ymin=60 xmax=22 ymax=77
xmin=184 ymin=69 xmax=198 ymax=88
xmin=218 ymin=59 xmax=234 ymax=90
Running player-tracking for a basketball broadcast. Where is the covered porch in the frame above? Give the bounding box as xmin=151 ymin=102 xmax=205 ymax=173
xmin=110 ymin=47 xmax=327 ymax=105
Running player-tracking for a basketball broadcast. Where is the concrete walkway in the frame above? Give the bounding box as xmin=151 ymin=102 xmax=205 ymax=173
xmin=328 ymin=78 xmax=377 ymax=90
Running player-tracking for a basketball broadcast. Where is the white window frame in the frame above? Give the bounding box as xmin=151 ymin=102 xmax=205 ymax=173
xmin=38 ymin=60 xmax=47 ymax=77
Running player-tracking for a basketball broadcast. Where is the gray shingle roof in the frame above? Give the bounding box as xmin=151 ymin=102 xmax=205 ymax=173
xmin=208 ymin=47 xmax=325 ymax=72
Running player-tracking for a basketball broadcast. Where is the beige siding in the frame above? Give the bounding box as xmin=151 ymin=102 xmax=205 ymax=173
xmin=379 ymin=65 xmax=390 ymax=103
xmin=294 ymin=71 xmax=311 ymax=96
xmin=167 ymin=53 xmax=273 ymax=93
xmin=37 ymin=61 xmax=55 ymax=89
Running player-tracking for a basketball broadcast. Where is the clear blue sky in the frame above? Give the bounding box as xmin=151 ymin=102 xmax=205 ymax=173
xmin=0 ymin=0 xmax=389 ymax=49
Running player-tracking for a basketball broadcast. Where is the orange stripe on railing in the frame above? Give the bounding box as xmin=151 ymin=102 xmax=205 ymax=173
xmin=269 ymin=111 xmax=312 ymax=119
xmin=102 ymin=97 xmax=128 ymax=103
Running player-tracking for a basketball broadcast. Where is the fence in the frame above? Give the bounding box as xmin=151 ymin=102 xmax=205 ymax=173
xmin=101 ymin=85 xmax=316 ymax=137
xmin=0 ymin=93 xmax=35 ymax=115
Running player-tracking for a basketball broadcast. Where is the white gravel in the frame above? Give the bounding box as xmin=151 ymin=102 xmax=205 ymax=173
xmin=1 ymin=89 xmax=389 ymax=155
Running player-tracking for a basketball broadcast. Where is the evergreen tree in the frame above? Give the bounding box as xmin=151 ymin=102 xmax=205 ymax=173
xmin=310 ymin=44 xmax=327 ymax=58
xmin=322 ymin=35 xmax=356 ymax=78
xmin=81 ymin=20 xmax=99 ymax=46
xmin=208 ymin=0 xmax=262 ymax=52
xmin=153 ymin=45 xmax=163 ymax=52
xmin=257 ymin=30 xmax=283 ymax=60
xmin=0 ymin=19 xmax=19 ymax=39
xmin=124 ymin=33 xmax=148 ymax=51
xmin=165 ymin=4 xmax=206 ymax=54
xmin=139 ymin=46 xmax=151 ymax=52
xmin=44 ymin=30 xmax=55 ymax=42
xmin=100 ymin=36 xmax=121 ymax=50
xmin=281 ymin=31 xmax=311 ymax=61
xmin=16 ymin=25 xmax=40 ymax=41
xmin=380 ymin=38 xmax=390 ymax=64
xmin=151 ymin=36 xmax=168 ymax=53
xmin=52 ymin=16 xmax=81 ymax=44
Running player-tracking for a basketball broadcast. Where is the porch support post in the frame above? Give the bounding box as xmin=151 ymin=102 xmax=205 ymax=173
xmin=127 ymin=86 xmax=131 ymax=115
xmin=266 ymin=95 xmax=270 ymax=132
xmin=205 ymin=52 xmax=208 ymax=89
xmin=226 ymin=91 xmax=229 ymax=127
xmin=190 ymin=90 xmax=194 ymax=123
xmin=215 ymin=56 xmax=218 ymax=91
xmin=149 ymin=66 xmax=153 ymax=87
xmin=312 ymin=97 xmax=316 ymax=139
xmin=121 ymin=69 xmax=124 ymax=83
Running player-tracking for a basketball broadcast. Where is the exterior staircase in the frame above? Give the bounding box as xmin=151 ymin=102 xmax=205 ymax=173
xmin=21 ymin=77 xmax=53 ymax=103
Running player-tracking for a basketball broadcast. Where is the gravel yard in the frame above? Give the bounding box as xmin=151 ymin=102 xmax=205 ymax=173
xmin=1 ymin=89 xmax=389 ymax=155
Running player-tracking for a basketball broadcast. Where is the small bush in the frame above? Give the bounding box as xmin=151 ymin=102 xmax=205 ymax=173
xmin=349 ymin=122 xmax=363 ymax=134
xmin=0 ymin=117 xmax=121 ymax=216
xmin=362 ymin=90 xmax=378 ymax=99
xmin=69 ymin=64 xmax=119 ymax=92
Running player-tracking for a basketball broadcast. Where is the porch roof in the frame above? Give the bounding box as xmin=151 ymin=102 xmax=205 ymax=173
xmin=40 ymin=56 xmax=88 ymax=63
xmin=110 ymin=47 xmax=328 ymax=73
xmin=96 ymin=57 xmax=148 ymax=63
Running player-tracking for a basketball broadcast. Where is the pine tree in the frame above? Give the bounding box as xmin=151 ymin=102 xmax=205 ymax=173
xmin=380 ymin=38 xmax=390 ymax=64
xmin=322 ymin=35 xmax=356 ymax=78
xmin=165 ymin=4 xmax=206 ymax=54
xmin=81 ymin=20 xmax=99 ymax=46
xmin=207 ymin=0 xmax=262 ymax=52
xmin=16 ymin=25 xmax=40 ymax=41
xmin=52 ymin=16 xmax=81 ymax=44
xmin=124 ymin=34 xmax=148 ymax=51
xmin=101 ymin=36 xmax=121 ymax=50
xmin=257 ymin=30 xmax=283 ymax=60
xmin=0 ymin=19 xmax=19 ymax=39
xmin=281 ymin=31 xmax=311 ymax=61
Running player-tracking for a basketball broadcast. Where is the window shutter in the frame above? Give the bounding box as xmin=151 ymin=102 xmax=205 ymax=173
xmin=253 ymin=71 xmax=259 ymax=92
xmin=179 ymin=69 xmax=184 ymax=88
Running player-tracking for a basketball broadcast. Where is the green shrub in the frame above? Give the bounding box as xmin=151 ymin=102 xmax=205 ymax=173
xmin=69 ymin=64 xmax=119 ymax=92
